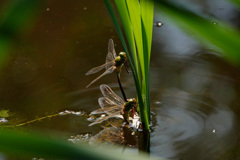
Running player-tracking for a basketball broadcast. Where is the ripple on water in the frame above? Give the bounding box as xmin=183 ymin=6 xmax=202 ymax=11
xmin=151 ymin=88 xmax=238 ymax=160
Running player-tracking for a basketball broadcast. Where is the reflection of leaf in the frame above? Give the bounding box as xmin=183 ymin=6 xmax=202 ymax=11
xmin=0 ymin=110 xmax=9 ymax=118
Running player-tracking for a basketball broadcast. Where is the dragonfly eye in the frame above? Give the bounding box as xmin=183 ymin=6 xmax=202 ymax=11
xmin=119 ymin=52 xmax=127 ymax=59
xmin=128 ymin=98 xmax=137 ymax=106
xmin=115 ymin=56 xmax=121 ymax=62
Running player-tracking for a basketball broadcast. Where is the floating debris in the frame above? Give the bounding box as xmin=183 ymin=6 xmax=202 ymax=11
xmin=58 ymin=110 xmax=84 ymax=116
xmin=154 ymin=100 xmax=162 ymax=105
xmin=32 ymin=158 xmax=45 ymax=160
xmin=13 ymin=110 xmax=84 ymax=127
xmin=87 ymin=116 xmax=95 ymax=122
xmin=0 ymin=118 xmax=8 ymax=123
xmin=68 ymin=133 xmax=92 ymax=144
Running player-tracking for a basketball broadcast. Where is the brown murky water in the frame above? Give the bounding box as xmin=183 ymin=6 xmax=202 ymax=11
xmin=0 ymin=0 xmax=240 ymax=159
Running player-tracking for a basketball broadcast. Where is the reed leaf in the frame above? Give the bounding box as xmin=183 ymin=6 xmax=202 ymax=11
xmin=0 ymin=0 xmax=42 ymax=67
xmin=0 ymin=129 xmax=160 ymax=160
xmin=114 ymin=0 xmax=150 ymax=129
xmin=230 ymin=0 xmax=240 ymax=8
xmin=156 ymin=0 xmax=240 ymax=64
xmin=126 ymin=0 xmax=144 ymax=82
xmin=104 ymin=0 xmax=154 ymax=129
xmin=140 ymin=0 xmax=154 ymax=119
xmin=103 ymin=0 xmax=149 ymax=129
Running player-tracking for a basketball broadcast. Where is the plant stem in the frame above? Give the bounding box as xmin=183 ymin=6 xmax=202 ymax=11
xmin=138 ymin=129 xmax=150 ymax=153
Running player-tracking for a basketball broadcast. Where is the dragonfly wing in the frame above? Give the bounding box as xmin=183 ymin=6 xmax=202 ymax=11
xmin=98 ymin=97 xmax=116 ymax=108
xmin=86 ymin=66 xmax=116 ymax=88
xmin=106 ymin=39 xmax=117 ymax=64
xmin=90 ymin=108 xmax=105 ymax=115
xmin=98 ymin=97 xmax=122 ymax=114
xmin=91 ymin=104 xmax=122 ymax=115
xmin=86 ymin=61 xmax=114 ymax=75
xmin=88 ymin=111 xmax=122 ymax=126
xmin=99 ymin=84 xmax=125 ymax=105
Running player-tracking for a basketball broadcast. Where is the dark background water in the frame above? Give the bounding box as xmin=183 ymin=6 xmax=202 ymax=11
xmin=0 ymin=0 xmax=240 ymax=159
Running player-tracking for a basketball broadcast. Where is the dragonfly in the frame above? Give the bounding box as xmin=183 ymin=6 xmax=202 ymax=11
xmin=89 ymin=84 xmax=138 ymax=126
xmin=85 ymin=39 xmax=127 ymax=88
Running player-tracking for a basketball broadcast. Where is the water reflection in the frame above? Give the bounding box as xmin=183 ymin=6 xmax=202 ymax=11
xmin=150 ymin=50 xmax=240 ymax=159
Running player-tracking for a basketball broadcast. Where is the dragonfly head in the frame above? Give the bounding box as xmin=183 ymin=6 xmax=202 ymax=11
xmin=127 ymin=98 xmax=137 ymax=108
xmin=119 ymin=52 xmax=127 ymax=60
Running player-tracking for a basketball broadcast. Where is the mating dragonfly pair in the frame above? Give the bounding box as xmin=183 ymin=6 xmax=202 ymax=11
xmin=86 ymin=39 xmax=138 ymax=126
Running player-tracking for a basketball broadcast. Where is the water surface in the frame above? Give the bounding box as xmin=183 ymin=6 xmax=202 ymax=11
xmin=0 ymin=0 xmax=240 ymax=159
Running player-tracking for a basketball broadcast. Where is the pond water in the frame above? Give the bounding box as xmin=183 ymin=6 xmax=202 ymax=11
xmin=0 ymin=0 xmax=240 ymax=159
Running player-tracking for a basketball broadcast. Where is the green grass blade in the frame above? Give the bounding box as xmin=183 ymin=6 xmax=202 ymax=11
xmin=103 ymin=0 xmax=128 ymax=57
xmin=103 ymin=0 xmax=139 ymax=83
xmin=103 ymin=0 xmax=149 ymax=129
xmin=113 ymin=0 xmax=139 ymax=72
xmin=113 ymin=0 xmax=150 ymax=129
xmin=230 ymin=0 xmax=240 ymax=8
xmin=0 ymin=130 xmax=111 ymax=159
xmin=125 ymin=1 xmax=147 ymax=123
xmin=0 ymin=129 xmax=159 ymax=159
xmin=141 ymin=0 xmax=154 ymax=62
xmin=156 ymin=0 xmax=240 ymax=64
xmin=140 ymin=0 xmax=154 ymax=119
xmin=126 ymin=0 xmax=144 ymax=82
xmin=0 ymin=0 xmax=42 ymax=68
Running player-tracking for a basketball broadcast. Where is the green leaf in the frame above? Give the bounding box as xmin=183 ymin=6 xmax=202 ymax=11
xmin=156 ymin=0 xmax=240 ymax=64
xmin=103 ymin=0 xmax=155 ymax=129
xmin=112 ymin=0 xmax=150 ymax=129
xmin=140 ymin=0 xmax=154 ymax=119
xmin=141 ymin=0 xmax=154 ymax=62
xmin=0 ymin=129 xmax=159 ymax=159
xmin=113 ymin=0 xmax=139 ymax=71
xmin=126 ymin=0 xmax=144 ymax=79
xmin=0 ymin=0 xmax=43 ymax=67
xmin=229 ymin=0 xmax=240 ymax=8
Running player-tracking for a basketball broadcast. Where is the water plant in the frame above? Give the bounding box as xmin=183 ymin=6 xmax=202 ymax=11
xmin=156 ymin=0 xmax=240 ymax=64
xmin=103 ymin=0 xmax=154 ymax=130
xmin=0 ymin=0 xmax=42 ymax=68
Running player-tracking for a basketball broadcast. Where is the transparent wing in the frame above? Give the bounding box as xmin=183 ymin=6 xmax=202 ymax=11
xmin=106 ymin=39 xmax=117 ymax=65
xmin=85 ymin=61 xmax=114 ymax=75
xmin=99 ymin=84 xmax=125 ymax=105
xmin=86 ymin=66 xmax=116 ymax=88
xmin=88 ymin=111 xmax=122 ymax=126
xmin=98 ymin=97 xmax=122 ymax=115
xmin=90 ymin=104 xmax=122 ymax=115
